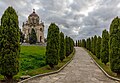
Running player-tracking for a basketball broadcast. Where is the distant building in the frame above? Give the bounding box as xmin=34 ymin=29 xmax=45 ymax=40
xmin=22 ymin=9 xmax=44 ymax=43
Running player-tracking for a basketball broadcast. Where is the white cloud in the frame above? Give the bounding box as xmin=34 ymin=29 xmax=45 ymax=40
xmin=0 ymin=0 xmax=120 ymax=40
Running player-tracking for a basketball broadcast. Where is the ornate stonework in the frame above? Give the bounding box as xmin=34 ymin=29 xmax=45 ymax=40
xmin=22 ymin=9 xmax=44 ymax=43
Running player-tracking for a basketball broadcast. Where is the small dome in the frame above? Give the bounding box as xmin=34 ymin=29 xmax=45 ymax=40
xmin=29 ymin=9 xmax=39 ymax=17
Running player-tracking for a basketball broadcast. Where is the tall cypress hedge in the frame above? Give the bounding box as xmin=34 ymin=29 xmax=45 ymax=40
xmin=109 ymin=17 xmax=120 ymax=74
xmin=96 ymin=36 xmax=101 ymax=59
xmin=101 ymin=29 xmax=109 ymax=65
xmin=93 ymin=35 xmax=97 ymax=55
xmin=82 ymin=39 xmax=86 ymax=48
xmin=59 ymin=32 xmax=65 ymax=61
xmin=46 ymin=23 xmax=59 ymax=68
xmin=76 ymin=40 xmax=78 ymax=46
xmin=91 ymin=37 xmax=94 ymax=53
xmin=0 ymin=6 xmax=20 ymax=82
xmin=86 ymin=38 xmax=91 ymax=51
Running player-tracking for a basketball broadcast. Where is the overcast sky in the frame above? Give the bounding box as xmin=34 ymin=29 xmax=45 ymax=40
xmin=0 ymin=0 xmax=120 ymax=40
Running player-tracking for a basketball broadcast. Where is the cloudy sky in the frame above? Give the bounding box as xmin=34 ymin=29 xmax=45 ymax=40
xmin=0 ymin=0 xmax=120 ymax=40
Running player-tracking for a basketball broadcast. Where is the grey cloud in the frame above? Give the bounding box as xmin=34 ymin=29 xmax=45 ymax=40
xmin=0 ymin=0 xmax=120 ymax=40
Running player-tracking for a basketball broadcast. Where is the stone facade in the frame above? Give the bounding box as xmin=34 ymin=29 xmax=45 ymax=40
xmin=22 ymin=9 xmax=44 ymax=43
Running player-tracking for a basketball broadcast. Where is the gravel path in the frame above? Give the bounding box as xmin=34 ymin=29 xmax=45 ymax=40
xmin=23 ymin=47 xmax=118 ymax=83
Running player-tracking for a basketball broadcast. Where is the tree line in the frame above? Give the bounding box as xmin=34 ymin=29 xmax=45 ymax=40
xmin=46 ymin=23 xmax=74 ymax=68
xmin=76 ymin=16 xmax=120 ymax=76
xmin=0 ymin=7 xmax=74 ymax=82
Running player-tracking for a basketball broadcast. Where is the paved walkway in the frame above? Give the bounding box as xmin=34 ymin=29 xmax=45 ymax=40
xmin=24 ymin=47 xmax=118 ymax=83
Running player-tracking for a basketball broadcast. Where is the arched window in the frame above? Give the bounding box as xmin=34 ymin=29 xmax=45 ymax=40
xmin=40 ymin=28 xmax=42 ymax=31
xmin=40 ymin=36 xmax=42 ymax=42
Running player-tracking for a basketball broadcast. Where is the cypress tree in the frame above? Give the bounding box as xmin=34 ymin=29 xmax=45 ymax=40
xmin=100 ymin=29 xmax=109 ymax=65
xmin=69 ymin=37 xmax=74 ymax=53
xmin=93 ymin=35 xmax=97 ymax=55
xmin=82 ymin=39 xmax=86 ymax=48
xmin=64 ymin=37 xmax=66 ymax=57
xmin=79 ymin=40 xmax=81 ymax=47
xmin=86 ymin=38 xmax=88 ymax=49
xmin=29 ymin=28 xmax=37 ymax=44
xmin=20 ymin=29 xmax=24 ymax=43
xmin=65 ymin=36 xmax=70 ymax=57
xmin=91 ymin=37 xmax=94 ymax=53
xmin=96 ymin=36 xmax=101 ymax=59
xmin=86 ymin=38 xmax=91 ymax=50
xmin=78 ymin=40 xmax=80 ymax=47
xmin=59 ymin=32 xmax=65 ymax=61
xmin=46 ymin=23 xmax=59 ymax=68
xmin=0 ymin=6 xmax=20 ymax=82
xmin=109 ymin=17 xmax=120 ymax=75
xmin=76 ymin=40 xmax=78 ymax=46
xmin=89 ymin=38 xmax=91 ymax=51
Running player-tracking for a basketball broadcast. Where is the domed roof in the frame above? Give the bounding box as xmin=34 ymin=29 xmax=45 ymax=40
xmin=29 ymin=9 xmax=39 ymax=17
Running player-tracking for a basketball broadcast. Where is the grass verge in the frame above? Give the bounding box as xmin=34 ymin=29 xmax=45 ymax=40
xmin=27 ymin=48 xmax=75 ymax=76
xmin=84 ymin=48 xmax=120 ymax=79
xmin=0 ymin=48 xmax=75 ymax=81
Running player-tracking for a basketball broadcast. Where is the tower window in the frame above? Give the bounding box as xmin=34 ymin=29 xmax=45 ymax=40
xmin=40 ymin=28 xmax=42 ymax=31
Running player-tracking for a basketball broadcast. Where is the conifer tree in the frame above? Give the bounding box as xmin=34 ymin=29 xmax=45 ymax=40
xmin=86 ymin=38 xmax=91 ymax=50
xmin=65 ymin=36 xmax=70 ymax=57
xmin=93 ymin=35 xmax=97 ymax=55
xmin=69 ymin=37 xmax=74 ymax=54
xmin=100 ymin=29 xmax=109 ymax=65
xmin=64 ymin=37 xmax=66 ymax=57
xmin=20 ymin=29 xmax=24 ymax=43
xmin=78 ymin=40 xmax=80 ymax=47
xmin=46 ymin=23 xmax=59 ymax=68
xmin=29 ymin=28 xmax=37 ymax=44
xmin=0 ymin=6 xmax=20 ymax=82
xmin=109 ymin=17 xmax=120 ymax=75
xmin=79 ymin=40 xmax=81 ymax=47
xmin=96 ymin=36 xmax=101 ymax=59
xmin=91 ymin=37 xmax=94 ymax=53
xmin=59 ymin=32 xmax=65 ymax=61
xmin=82 ymin=39 xmax=86 ymax=48
xmin=76 ymin=40 xmax=78 ymax=46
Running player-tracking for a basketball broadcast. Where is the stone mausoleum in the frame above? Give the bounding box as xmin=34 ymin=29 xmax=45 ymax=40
xmin=22 ymin=9 xmax=44 ymax=43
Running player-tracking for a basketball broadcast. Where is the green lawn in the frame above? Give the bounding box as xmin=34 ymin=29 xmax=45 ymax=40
xmin=0 ymin=46 xmax=75 ymax=80
xmin=20 ymin=46 xmax=46 ymax=71
xmin=27 ymin=50 xmax=75 ymax=76
xmin=0 ymin=46 xmax=46 ymax=80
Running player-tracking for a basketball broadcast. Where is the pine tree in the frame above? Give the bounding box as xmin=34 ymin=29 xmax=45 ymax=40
xmin=46 ymin=23 xmax=59 ymax=68
xmin=0 ymin=6 xmax=20 ymax=82
xmin=109 ymin=17 xmax=120 ymax=75
xmin=29 ymin=28 xmax=37 ymax=44
xmin=96 ymin=36 xmax=101 ymax=59
xmin=100 ymin=29 xmax=109 ymax=65
xmin=59 ymin=32 xmax=65 ymax=61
